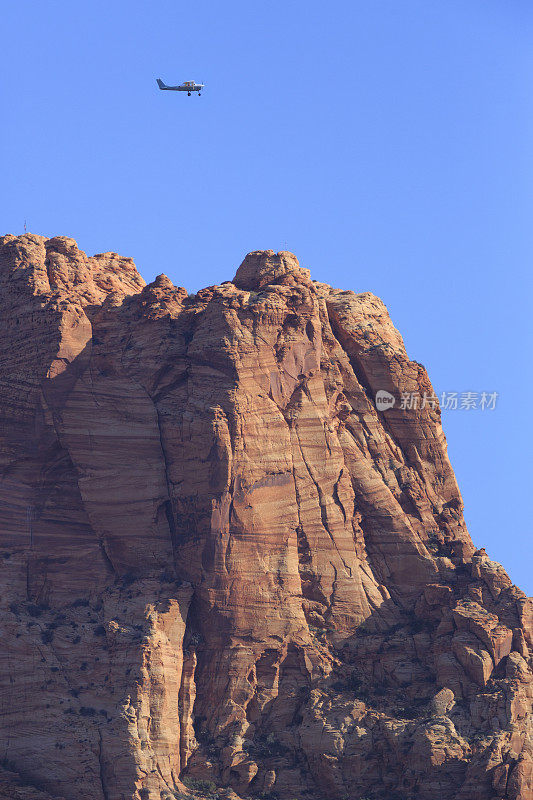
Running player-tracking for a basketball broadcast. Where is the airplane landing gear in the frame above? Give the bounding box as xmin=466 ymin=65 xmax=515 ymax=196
xmin=198 ymin=92 xmax=201 ymax=96
xmin=188 ymin=92 xmax=191 ymax=96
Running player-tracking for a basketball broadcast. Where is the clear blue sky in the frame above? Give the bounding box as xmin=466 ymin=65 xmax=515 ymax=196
xmin=2 ymin=1 xmax=532 ymax=592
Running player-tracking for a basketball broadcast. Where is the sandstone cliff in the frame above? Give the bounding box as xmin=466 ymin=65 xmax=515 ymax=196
xmin=0 ymin=234 xmax=530 ymax=800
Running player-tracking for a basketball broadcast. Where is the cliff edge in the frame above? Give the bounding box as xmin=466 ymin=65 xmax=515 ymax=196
xmin=0 ymin=235 xmax=531 ymax=800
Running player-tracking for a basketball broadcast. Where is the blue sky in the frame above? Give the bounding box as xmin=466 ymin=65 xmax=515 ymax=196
xmin=2 ymin=1 xmax=532 ymax=592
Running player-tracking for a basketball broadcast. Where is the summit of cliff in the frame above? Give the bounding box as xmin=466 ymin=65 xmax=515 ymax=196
xmin=0 ymin=234 xmax=530 ymax=800
xmin=232 ymin=249 xmax=311 ymax=290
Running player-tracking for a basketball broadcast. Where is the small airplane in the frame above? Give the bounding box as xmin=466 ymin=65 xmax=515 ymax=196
xmin=156 ymin=78 xmax=204 ymax=96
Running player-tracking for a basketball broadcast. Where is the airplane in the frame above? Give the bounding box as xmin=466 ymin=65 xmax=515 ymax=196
xmin=156 ymin=78 xmax=204 ymax=96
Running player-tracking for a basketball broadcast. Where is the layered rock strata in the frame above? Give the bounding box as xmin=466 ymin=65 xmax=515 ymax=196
xmin=0 ymin=235 xmax=530 ymax=800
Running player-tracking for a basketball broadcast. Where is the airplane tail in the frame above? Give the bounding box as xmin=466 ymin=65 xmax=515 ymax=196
xmin=156 ymin=78 xmax=167 ymax=89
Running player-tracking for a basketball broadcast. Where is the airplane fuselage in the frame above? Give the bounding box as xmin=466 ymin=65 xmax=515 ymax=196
xmin=175 ymin=84 xmax=203 ymax=92
xmin=157 ymin=79 xmax=204 ymax=94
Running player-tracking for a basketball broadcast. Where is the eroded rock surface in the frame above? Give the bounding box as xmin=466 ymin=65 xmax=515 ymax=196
xmin=0 ymin=237 xmax=531 ymax=800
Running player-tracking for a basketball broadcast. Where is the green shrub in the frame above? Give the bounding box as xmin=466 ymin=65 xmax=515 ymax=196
xmin=182 ymin=777 xmax=218 ymax=797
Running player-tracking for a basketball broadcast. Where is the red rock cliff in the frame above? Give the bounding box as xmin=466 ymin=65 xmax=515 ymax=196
xmin=0 ymin=235 xmax=531 ymax=800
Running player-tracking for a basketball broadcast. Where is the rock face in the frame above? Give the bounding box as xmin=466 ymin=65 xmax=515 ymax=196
xmin=0 ymin=235 xmax=531 ymax=800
